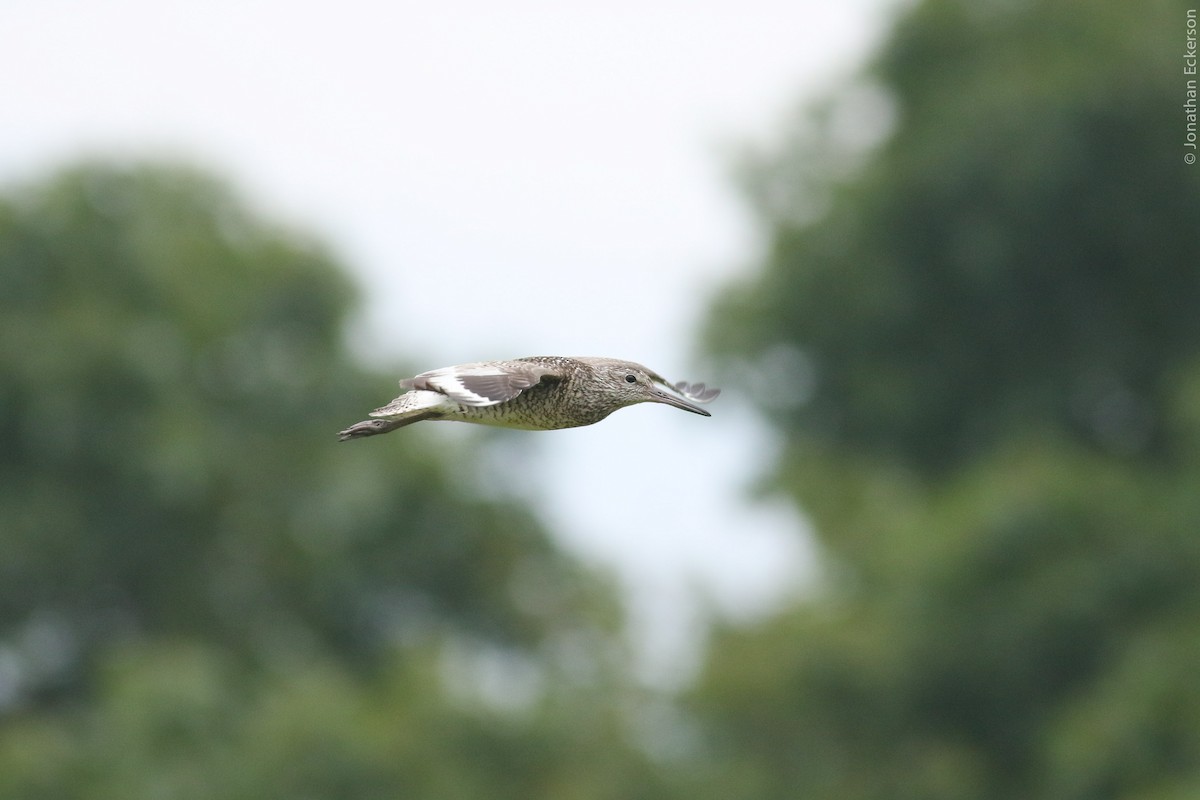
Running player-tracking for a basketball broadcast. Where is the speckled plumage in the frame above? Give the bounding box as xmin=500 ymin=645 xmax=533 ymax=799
xmin=338 ymin=356 xmax=719 ymax=441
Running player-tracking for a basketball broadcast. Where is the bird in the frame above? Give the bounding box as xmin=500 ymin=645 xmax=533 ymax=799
xmin=338 ymin=355 xmax=720 ymax=441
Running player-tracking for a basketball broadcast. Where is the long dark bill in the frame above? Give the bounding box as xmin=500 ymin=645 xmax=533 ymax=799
xmin=649 ymin=387 xmax=711 ymax=416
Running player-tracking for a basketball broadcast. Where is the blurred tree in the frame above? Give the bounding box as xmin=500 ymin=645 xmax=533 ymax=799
xmin=0 ymin=161 xmax=666 ymax=797
xmin=694 ymin=0 xmax=1200 ymax=798
xmin=0 ymin=637 xmax=680 ymax=800
xmin=713 ymin=0 xmax=1199 ymax=477
xmin=0 ymin=161 xmax=599 ymax=688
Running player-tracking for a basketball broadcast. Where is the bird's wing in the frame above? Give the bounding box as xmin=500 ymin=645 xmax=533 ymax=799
xmin=403 ymin=361 xmax=561 ymax=407
xmin=672 ymin=381 xmax=721 ymax=403
xmin=644 ymin=368 xmax=722 ymax=404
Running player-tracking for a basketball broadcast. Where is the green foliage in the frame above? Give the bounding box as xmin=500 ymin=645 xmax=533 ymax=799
xmin=687 ymin=434 xmax=1200 ymax=800
xmin=0 ymin=638 xmax=674 ymax=800
xmin=0 ymin=161 xmax=656 ymax=797
xmin=695 ymin=0 xmax=1200 ymax=798
xmin=713 ymin=0 xmax=1200 ymax=475
xmin=0 ymin=162 xmax=610 ymax=681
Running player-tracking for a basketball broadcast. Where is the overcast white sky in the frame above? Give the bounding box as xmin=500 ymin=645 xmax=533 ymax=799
xmin=1 ymin=0 xmax=894 ymax=683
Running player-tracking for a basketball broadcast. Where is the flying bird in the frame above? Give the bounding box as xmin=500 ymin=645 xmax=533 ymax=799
xmin=338 ymin=355 xmax=719 ymax=440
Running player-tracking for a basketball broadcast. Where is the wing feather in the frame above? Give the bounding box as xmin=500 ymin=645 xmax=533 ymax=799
xmin=673 ymin=381 xmax=721 ymax=403
xmin=403 ymin=361 xmax=561 ymax=407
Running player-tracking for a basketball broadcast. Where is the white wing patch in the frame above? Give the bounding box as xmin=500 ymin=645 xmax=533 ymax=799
xmin=427 ymin=370 xmax=504 ymax=406
xmin=401 ymin=362 xmax=550 ymax=407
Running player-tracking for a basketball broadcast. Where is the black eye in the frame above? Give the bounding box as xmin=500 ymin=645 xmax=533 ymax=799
xmin=625 ymin=374 xmax=636 ymax=383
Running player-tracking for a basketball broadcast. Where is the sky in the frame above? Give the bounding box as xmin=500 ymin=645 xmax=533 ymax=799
xmin=1 ymin=0 xmax=893 ymax=684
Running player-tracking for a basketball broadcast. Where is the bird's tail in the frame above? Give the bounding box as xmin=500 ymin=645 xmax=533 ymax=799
xmin=337 ymin=412 xmax=437 ymax=441
xmin=338 ymin=389 xmax=449 ymax=441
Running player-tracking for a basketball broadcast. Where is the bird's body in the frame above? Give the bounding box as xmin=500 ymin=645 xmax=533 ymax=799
xmin=338 ymin=356 xmax=719 ymax=440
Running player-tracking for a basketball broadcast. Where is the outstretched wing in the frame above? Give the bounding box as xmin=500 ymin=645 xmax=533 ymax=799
xmin=672 ymin=381 xmax=721 ymax=403
xmin=402 ymin=360 xmax=563 ymax=407
xmin=639 ymin=365 xmax=721 ymax=405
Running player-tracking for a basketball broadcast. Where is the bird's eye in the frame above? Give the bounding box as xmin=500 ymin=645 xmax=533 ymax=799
xmin=625 ymin=374 xmax=636 ymax=383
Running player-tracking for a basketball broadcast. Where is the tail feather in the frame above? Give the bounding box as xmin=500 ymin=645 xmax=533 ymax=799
xmin=339 ymin=389 xmax=451 ymax=441
xmin=338 ymin=412 xmax=437 ymax=441
xmin=369 ymin=389 xmax=448 ymax=418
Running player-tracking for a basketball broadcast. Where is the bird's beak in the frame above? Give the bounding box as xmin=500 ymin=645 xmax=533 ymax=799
xmin=649 ymin=386 xmax=711 ymax=416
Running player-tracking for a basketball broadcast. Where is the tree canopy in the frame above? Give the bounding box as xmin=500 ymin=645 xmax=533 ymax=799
xmin=711 ymin=0 xmax=1199 ymax=476
xmin=693 ymin=0 xmax=1200 ymax=797
xmin=0 ymin=162 xmax=658 ymax=798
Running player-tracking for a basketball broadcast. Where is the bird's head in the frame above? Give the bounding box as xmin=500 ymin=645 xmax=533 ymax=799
xmin=586 ymin=359 xmax=720 ymax=417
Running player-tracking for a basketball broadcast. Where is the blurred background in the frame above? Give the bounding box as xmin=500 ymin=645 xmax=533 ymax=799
xmin=1 ymin=0 xmax=1198 ymax=797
